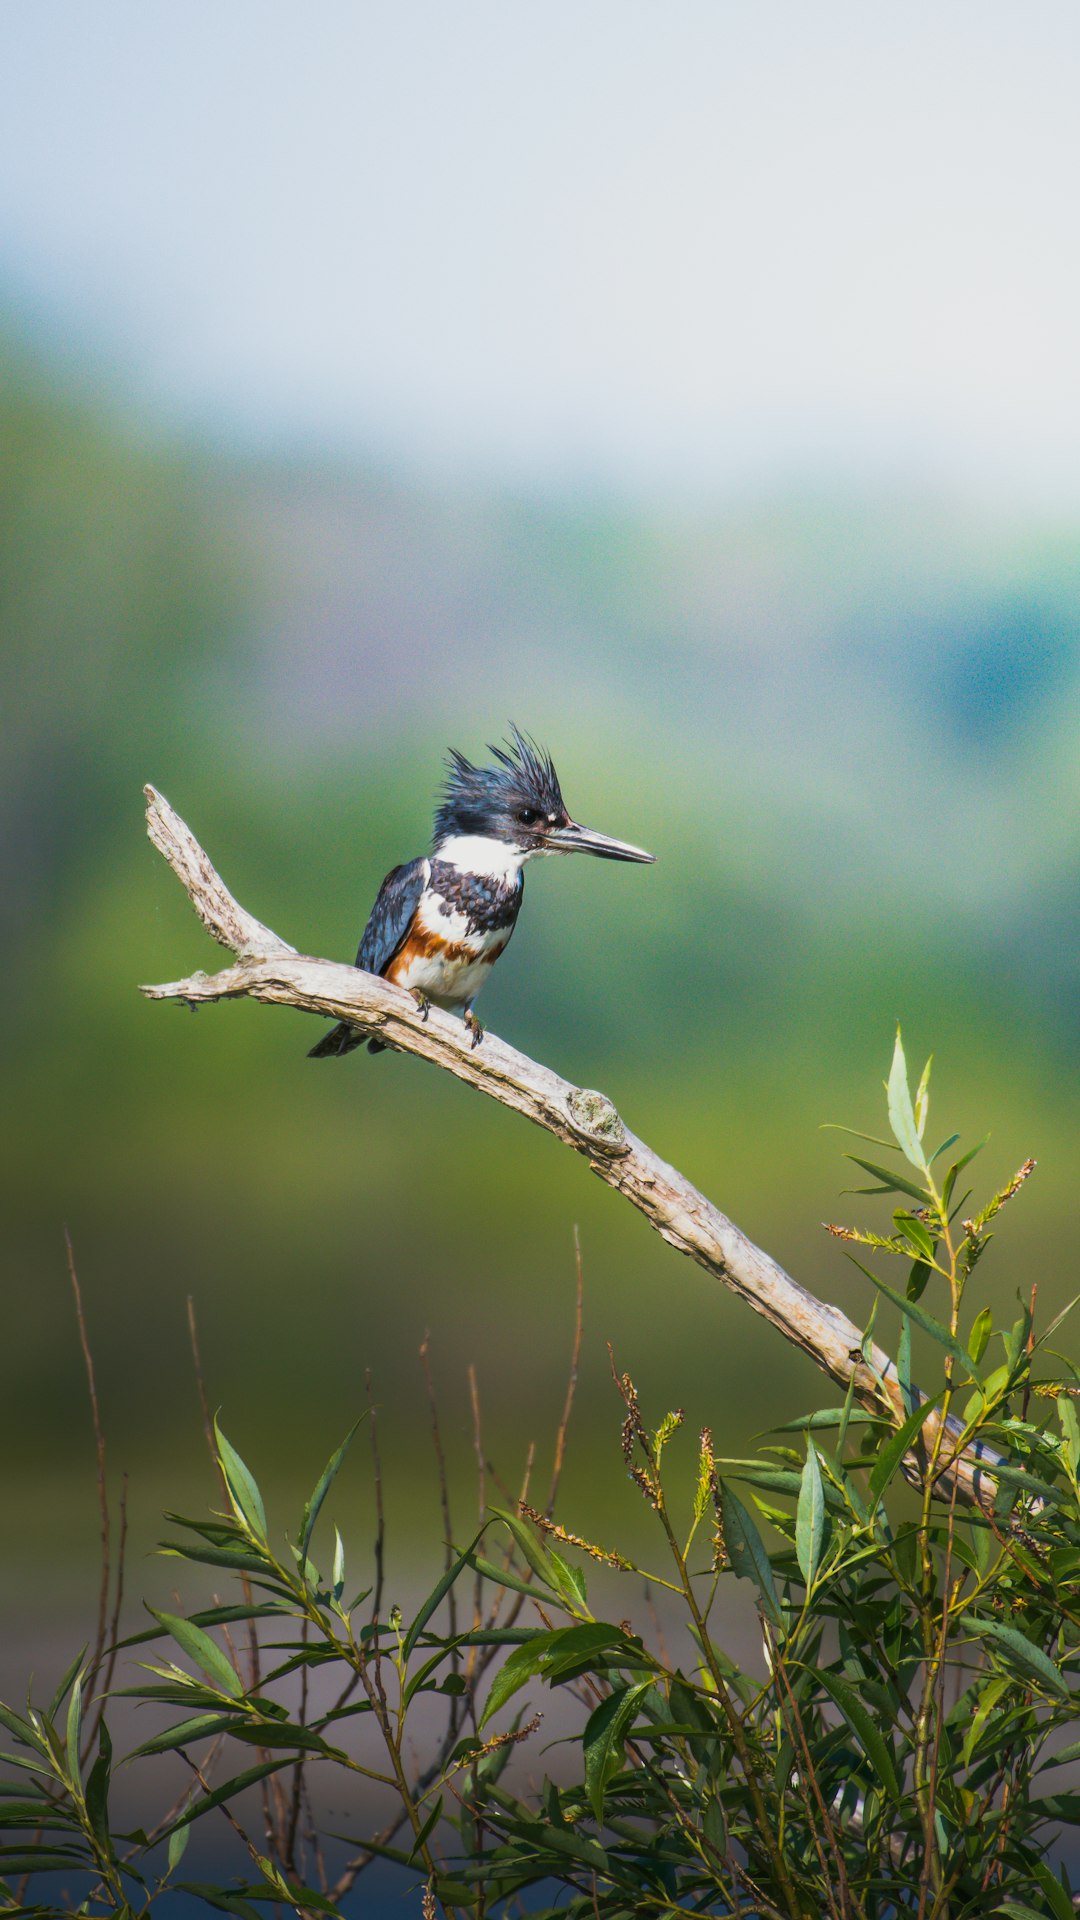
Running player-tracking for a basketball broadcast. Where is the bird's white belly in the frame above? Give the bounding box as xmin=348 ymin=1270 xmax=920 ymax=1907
xmin=393 ymin=945 xmax=494 ymax=1010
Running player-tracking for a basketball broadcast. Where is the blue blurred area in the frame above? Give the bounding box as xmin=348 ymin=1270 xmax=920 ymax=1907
xmin=25 ymin=1858 xmax=436 ymax=1918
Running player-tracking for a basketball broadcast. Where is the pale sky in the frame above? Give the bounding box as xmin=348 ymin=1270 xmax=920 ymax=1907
xmin=2 ymin=2 xmax=1079 ymax=502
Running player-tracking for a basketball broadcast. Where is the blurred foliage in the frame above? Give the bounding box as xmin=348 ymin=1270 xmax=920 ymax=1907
xmin=2 ymin=319 xmax=1079 ymax=1596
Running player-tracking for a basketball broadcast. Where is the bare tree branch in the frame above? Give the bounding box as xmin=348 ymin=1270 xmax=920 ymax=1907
xmin=140 ymin=783 xmax=998 ymax=1507
xmin=145 ymin=783 xmax=296 ymax=961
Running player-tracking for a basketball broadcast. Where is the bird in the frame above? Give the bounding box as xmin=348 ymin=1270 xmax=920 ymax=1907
xmin=308 ymin=726 xmax=655 ymax=1058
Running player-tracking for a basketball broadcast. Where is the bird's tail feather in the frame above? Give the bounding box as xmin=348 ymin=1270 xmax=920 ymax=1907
xmin=308 ymin=1021 xmax=366 ymax=1059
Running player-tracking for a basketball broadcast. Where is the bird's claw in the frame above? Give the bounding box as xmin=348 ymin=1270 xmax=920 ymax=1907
xmin=410 ymin=990 xmax=432 ymax=1022
xmin=464 ymin=1009 xmax=484 ymax=1049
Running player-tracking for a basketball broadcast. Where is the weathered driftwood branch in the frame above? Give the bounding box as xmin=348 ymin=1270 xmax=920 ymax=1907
xmin=141 ymin=784 xmax=996 ymax=1507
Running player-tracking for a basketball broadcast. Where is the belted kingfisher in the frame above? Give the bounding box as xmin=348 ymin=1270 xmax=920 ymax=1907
xmin=309 ymin=727 xmax=655 ymax=1058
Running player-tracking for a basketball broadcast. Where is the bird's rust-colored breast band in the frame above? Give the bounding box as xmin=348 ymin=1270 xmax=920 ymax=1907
xmin=386 ymin=926 xmax=510 ymax=982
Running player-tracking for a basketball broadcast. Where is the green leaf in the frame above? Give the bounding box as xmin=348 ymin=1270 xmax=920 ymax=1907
xmin=548 ymin=1550 xmax=587 ymax=1612
xmin=1031 ymin=1792 xmax=1080 ymax=1820
xmin=702 ymin=1792 xmax=727 ymax=1858
xmin=868 ymin=1396 xmax=940 ymax=1508
xmin=299 ymin=1419 xmax=364 ymax=1558
xmin=960 ymin=1675 xmax=1008 ymax=1769
xmin=406 ymin=1793 xmax=443 ymax=1865
xmin=119 ymin=1603 xmax=285 ymax=1651
xmin=821 ymin=1122 xmax=899 ymax=1150
xmin=0 ymin=1847 xmax=94 ymax=1871
xmin=130 ymin=1713 xmax=241 ymax=1758
xmin=846 ymin=1156 xmax=929 ymax=1205
xmin=167 ymin=1822 xmax=191 ymax=1873
xmin=464 ymin=1553 xmax=552 ymax=1602
xmin=583 ymin=1681 xmax=652 ymax=1823
xmin=964 ymin=1616 xmax=1069 ymax=1701
xmin=84 ymin=1719 xmax=112 ymax=1852
xmin=229 ymin=1723 xmax=335 ymax=1755
xmin=795 ymin=1442 xmax=825 ymax=1589
xmin=1060 ymin=1397 xmax=1080 ymax=1482
xmin=967 ymin=1306 xmax=994 ymax=1366
xmin=715 ymin=1458 xmax=803 ymax=1497
xmin=65 ymin=1671 xmax=84 ymax=1783
xmin=402 ymin=1528 xmax=484 ymax=1661
xmin=479 ymin=1639 xmax=550 ymax=1730
xmin=894 ymin=1211 xmax=936 ymax=1264
xmin=1030 ymin=1860 xmax=1076 ymax=1920
xmin=48 ymin=1649 xmax=88 ymax=1727
xmin=148 ymin=1609 xmax=245 ymax=1699
xmin=0 ymin=1702 xmax=44 ymax=1753
xmin=914 ymin=1053 xmax=932 ymax=1140
xmin=770 ymin=1408 xmax=874 ymax=1434
xmin=833 ymin=1393 xmax=859 ymax=1482
xmin=157 ymin=1540 xmax=276 ymax=1578
xmin=157 ymin=1758 xmax=295 ymax=1839
xmin=897 ymin=1313 xmax=913 ymax=1410
xmin=929 ymin=1131 xmax=960 ymax=1165
xmin=490 ymin=1817 xmax=609 ymax=1873
xmin=862 ymin=1266 xmax=980 ymax=1379
xmin=544 ymin=1622 xmax=637 ymax=1682
xmin=246 ymin=1857 xmax=347 ymax=1916
xmin=887 ymin=1028 xmax=925 ymax=1169
xmin=721 ymin=1484 xmax=781 ymax=1626
xmin=213 ymin=1421 xmax=267 ymax=1543
xmin=488 ymin=1507 xmax=563 ymax=1593
xmin=172 ymin=1883 xmax=263 ymax=1919
xmin=906 ymin=1256 xmax=931 ymax=1303
xmin=811 ymin=1667 xmax=902 ymax=1803
xmin=943 ymin=1136 xmax=989 ymax=1210
xmin=480 ymin=1625 xmax=627 ymax=1729
xmin=1039 ymin=1289 xmax=1080 ymax=1348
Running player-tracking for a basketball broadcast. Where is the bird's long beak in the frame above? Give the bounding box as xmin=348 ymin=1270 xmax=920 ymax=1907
xmin=541 ymin=820 xmax=656 ymax=863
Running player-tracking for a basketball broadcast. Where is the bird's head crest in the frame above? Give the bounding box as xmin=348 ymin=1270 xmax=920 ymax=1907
xmin=434 ymin=726 xmax=567 ymax=851
xmin=433 ymin=726 xmax=655 ymax=865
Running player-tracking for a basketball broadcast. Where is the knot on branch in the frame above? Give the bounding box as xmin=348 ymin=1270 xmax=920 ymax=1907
xmin=565 ymin=1086 xmax=629 ymax=1156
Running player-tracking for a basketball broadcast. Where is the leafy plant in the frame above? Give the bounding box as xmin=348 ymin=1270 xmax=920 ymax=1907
xmin=3 ymin=1036 xmax=1080 ymax=1918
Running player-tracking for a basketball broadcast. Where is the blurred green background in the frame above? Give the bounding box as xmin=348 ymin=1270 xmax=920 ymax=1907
xmin=2 ymin=4 xmax=1079 ymax=1634
xmin=5 ymin=320 xmax=1079 ymax=1608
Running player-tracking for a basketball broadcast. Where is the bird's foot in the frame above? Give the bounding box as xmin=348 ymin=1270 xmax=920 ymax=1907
xmin=464 ymin=1008 xmax=485 ymax=1050
xmin=410 ymin=989 xmax=432 ymax=1022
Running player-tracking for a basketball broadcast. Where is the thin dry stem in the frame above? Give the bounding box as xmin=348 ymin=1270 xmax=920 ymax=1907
xmin=186 ymin=1293 xmax=216 ymax=1461
xmin=186 ymin=1296 xmax=280 ymax=1843
xmin=1021 ymin=1280 xmax=1038 ymax=1423
xmin=420 ymin=1335 xmax=462 ymax=1724
xmin=84 ymin=1473 xmax=129 ymax=1763
xmin=366 ymin=1366 xmax=385 ymax=1626
xmin=766 ymin=1621 xmax=853 ymax=1920
xmin=66 ymin=1233 xmax=110 ymax=1696
xmin=468 ymin=1363 xmax=486 ymax=1638
xmin=420 ymin=1335 xmax=457 ymax=1637
xmin=545 ymin=1228 xmax=584 ymax=1516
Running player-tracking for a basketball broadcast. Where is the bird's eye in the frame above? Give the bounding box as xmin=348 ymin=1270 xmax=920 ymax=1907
xmin=517 ymin=807 xmax=539 ymax=827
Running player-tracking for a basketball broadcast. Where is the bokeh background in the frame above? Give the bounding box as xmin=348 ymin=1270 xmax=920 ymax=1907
xmin=3 ymin=0 xmax=1080 ymax=1695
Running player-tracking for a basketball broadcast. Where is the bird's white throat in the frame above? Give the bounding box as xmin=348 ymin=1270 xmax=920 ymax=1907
xmin=435 ymin=834 xmax=528 ymax=879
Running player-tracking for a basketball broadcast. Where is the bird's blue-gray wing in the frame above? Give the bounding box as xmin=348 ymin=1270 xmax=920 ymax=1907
xmin=308 ymin=858 xmax=428 ymax=1059
xmin=356 ymin=858 xmax=428 ymax=975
